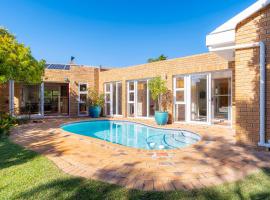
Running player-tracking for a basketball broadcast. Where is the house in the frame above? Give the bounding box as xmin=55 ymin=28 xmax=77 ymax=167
xmin=1 ymin=0 xmax=270 ymax=147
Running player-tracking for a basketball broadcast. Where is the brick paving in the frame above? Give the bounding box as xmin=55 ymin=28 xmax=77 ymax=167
xmin=10 ymin=117 xmax=270 ymax=191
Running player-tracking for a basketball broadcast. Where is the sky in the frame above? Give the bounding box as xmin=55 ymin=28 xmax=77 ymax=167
xmin=0 ymin=0 xmax=255 ymax=67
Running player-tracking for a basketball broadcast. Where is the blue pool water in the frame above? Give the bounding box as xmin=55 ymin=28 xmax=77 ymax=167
xmin=61 ymin=120 xmax=201 ymax=150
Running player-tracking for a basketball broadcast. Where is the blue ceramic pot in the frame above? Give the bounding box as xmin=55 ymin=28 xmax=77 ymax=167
xmin=154 ymin=111 xmax=168 ymax=125
xmin=89 ymin=106 xmax=101 ymax=118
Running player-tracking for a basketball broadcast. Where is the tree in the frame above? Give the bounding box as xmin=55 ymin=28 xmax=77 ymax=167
xmin=147 ymin=54 xmax=167 ymax=63
xmin=0 ymin=28 xmax=45 ymax=84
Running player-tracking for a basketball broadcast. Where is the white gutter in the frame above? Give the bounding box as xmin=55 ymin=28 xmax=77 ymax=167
xmin=210 ymin=41 xmax=269 ymax=148
xmin=209 ymin=42 xmax=260 ymax=52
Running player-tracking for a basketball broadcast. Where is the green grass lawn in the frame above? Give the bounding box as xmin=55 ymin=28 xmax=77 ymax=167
xmin=1 ymin=138 xmax=270 ymax=200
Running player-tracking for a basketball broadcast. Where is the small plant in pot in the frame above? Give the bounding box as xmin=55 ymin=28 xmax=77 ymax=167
xmin=88 ymin=90 xmax=105 ymax=118
xmin=148 ymin=76 xmax=172 ymax=125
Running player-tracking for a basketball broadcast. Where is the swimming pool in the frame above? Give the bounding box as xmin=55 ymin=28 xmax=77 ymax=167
xmin=61 ymin=120 xmax=201 ymax=150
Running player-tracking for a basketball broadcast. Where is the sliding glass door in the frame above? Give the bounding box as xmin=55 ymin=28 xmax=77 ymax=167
xmin=137 ymin=80 xmax=147 ymax=117
xmin=173 ymin=73 xmax=211 ymax=123
xmin=104 ymin=82 xmax=122 ymax=116
xmin=190 ymin=74 xmax=208 ymax=122
xmin=211 ymin=71 xmax=232 ymax=126
xmin=173 ymin=71 xmax=231 ymax=125
xmin=127 ymin=79 xmax=157 ymax=118
xmin=127 ymin=81 xmax=135 ymax=117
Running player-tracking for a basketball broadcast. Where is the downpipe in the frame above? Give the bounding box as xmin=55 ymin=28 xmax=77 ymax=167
xmin=210 ymin=41 xmax=269 ymax=148
xmin=258 ymin=42 xmax=270 ymax=148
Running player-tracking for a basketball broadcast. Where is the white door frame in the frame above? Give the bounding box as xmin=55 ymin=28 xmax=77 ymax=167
xmin=104 ymin=82 xmax=123 ymax=117
xmin=127 ymin=79 xmax=154 ymax=119
xmin=173 ymin=70 xmax=232 ymax=126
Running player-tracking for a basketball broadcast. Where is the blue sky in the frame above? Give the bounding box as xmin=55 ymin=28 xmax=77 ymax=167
xmin=1 ymin=0 xmax=255 ymax=67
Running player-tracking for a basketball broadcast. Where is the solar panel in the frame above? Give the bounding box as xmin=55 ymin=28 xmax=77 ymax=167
xmin=45 ymin=64 xmax=70 ymax=70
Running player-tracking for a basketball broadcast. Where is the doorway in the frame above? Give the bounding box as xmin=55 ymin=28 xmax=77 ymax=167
xmin=44 ymin=83 xmax=69 ymax=116
xmin=212 ymin=77 xmax=231 ymax=125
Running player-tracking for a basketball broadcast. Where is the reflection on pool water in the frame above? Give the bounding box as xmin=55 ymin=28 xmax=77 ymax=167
xmin=61 ymin=120 xmax=201 ymax=150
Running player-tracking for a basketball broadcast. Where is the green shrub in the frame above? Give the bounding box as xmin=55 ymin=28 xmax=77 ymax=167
xmin=0 ymin=113 xmax=17 ymax=137
xmin=88 ymin=90 xmax=105 ymax=107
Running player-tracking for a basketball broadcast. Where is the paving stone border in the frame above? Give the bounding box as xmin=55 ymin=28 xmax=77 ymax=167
xmin=10 ymin=118 xmax=270 ymax=191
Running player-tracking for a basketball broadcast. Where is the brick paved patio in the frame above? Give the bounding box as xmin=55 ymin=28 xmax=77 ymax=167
xmin=10 ymin=118 xmax=270 ymax=191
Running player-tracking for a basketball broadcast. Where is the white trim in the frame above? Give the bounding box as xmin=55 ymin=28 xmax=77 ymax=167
xmin=9 ymin=80 xmax=14 ymax=116
xmin=206 ymin=0 xmax=270 ymax=48
xmin=104 ymin=81 xmax=122 ymax=117
xmin=209 ymin=42 xmax=260 ymax=52
xmin=127 ymin=79 xmax=155 ymax=119
xmin=40 ymin=82 xmax=44 ymax=116
xmin=78 ymin=82 xmax=88 ymax=116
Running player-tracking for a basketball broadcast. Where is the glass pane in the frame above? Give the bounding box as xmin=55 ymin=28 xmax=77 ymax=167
xmin=105 ymin=94 xmax=110 ymax=102
xmin=213 ymin=78 xmax=231 ymax=123
xmin=129 ymin=92 xmax=134 ymax=102
xmin=113 ymin=83 xmax=116 ymax=115
xmin=176 ymin=91 xmax=184 ymax=102
xmin=79 ymin=103 xmax=87 ymax=114
xmin=106 ymin=103 xmax=110 ymax=115
xmin=20 ymin=84 xmax=40 ymax=115
xmin=176 ymin=77 xmax=184 ymax=88
xmin=128 ymin=103 xmax=135 ymax=117
xmin=105 ymin=83 xmax=110 ymax=92
xmin=137 ymin=81 xmax=147 ymax=117
xmin=149 ymin=91 xmax=158 ymax=117
xmin=175 ymin=104 xmax=185 ymax=121
xmin=80 ymin=84 xmax=87 ymax=92
xmin=129 ymin=82 xmax=134 ymax=91
xmin=214 ymin=78 xmax=229 ymax=95
xmin=191 ymin=75 xmax=207 ymax=122
xmin=117 ymin=83 xmax=122 ymax=115
xmin=80 ymin=94 xmax=87 ymax=102
xmin=52 ymin=90 xmax=60 ymax=96
xmin=61 ymin=85 xmax=68 ymax=97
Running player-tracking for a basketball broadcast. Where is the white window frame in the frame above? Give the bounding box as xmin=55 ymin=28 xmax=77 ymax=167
xmin=188 ymin=73 xmax=211 ymax=124
xmin=173 ymin=73 xmax=212 ymax=125
xmin=114 ymin=82 xmax=123 ymax=116
xmin=127 ymin=81 xmax=136 ymax=117
xmin=173 ymin=76 xmax=186 ymax=122
xmin=127 ymin=79 xmax=154 ymax=119
xmin=104 ymin=82 xmax=123 ymax=117
xmin=104 ymin=83 xmax=112 ymax=116
xmin=78 ymin=83 xmax=88 ymax=116
xmin=211 ymin=70 xmax=232 ymax=127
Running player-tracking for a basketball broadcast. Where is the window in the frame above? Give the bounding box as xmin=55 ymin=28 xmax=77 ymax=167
xmin=104 ymin=82 xmax=122 ymax=116
xmin=127 ymin=81 xmax=135 ymax=117
xmin=78 ymin=83 xmax=87 ymax=116
xmin=174 ymin=77 xmax=186 ymax=121
xmin=104 ymin=83 xmax=111 ymax=116
xmin=20 ymin=84 xmax=41 ymax=115
xmin=127 ymin=79 xmax=158 ymax=118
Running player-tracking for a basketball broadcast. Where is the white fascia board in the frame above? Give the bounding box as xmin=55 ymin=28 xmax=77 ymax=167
xmin=206 ymin=0 xmax=270 ymax=49
xmin=212 ymin=0 xmax=270 ymax=34
xmin=206 ymin=29 xmax=235 ymax=47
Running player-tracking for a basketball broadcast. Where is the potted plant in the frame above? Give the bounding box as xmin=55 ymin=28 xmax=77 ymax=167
xmin=88 ymin=90 xmax=105 ymax=118
xmin=148 ymin=76 xmax=172 ymax=125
